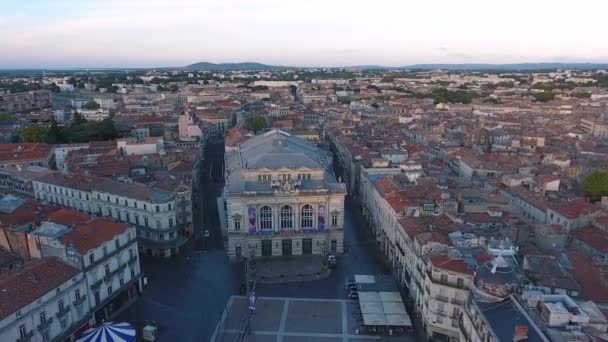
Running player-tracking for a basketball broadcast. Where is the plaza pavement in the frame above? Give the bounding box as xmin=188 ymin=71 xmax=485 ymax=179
xmin=212 ymin=296 xmax=413 ymax=342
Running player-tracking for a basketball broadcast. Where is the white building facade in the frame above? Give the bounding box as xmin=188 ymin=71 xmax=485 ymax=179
xmin=222 ymin=130 xmax=346 ymax=261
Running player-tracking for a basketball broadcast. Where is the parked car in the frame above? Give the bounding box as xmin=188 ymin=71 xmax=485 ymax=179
xmin=328 ymin=254 xmax=337 ymax=268
xmin=348 ymin=290 xmax=359 ymax=299
xmin=203 ymin=230 xmax=210 ymax=237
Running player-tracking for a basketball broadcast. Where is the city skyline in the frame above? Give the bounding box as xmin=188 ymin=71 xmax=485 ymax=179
xmin=1 ymin=0 xmax=608 ymax=69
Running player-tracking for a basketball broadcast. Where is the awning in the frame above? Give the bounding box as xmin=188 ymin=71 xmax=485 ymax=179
xmin=76 ymin=322 xmax=136 ymax=342
xmin=362 ymin=313 xmax=387 ymax=326
xmin=382 ymin=301 xmax=407 ymax=315
xmin=386 ymin=314 xmax=412 ymax=327
xmin=358 ymin=292 xmax=381 ymax=302
xmin=355 ymin=275 xmax=376 ymax=284
xmin=360 ymin=301 xmax=384 ymax=314
xmin=379 ymin=291 xmax=403 ymax=303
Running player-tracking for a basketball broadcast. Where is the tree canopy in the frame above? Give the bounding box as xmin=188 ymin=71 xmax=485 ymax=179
xmin=583 ymin=169 xmax=608 ymax=202
xmin=83 ymin=101 xmax=100 ymax=110
xmin=432 ymin=88 xmax=473 ymax=104
xmin=532 ymin=92 xmax=555 ymax=102
xmin=16 ymin=117 xmax=117 ymax=144
xmin=247 ymin=116 xmax=266 ymax=134
xmin=0 ymin=113 xmax=14 ymax=121
xmin=18 ymin=124 xmax=49 ymax=143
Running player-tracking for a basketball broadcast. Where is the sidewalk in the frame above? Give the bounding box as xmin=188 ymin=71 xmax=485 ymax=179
xmin=251 ymin=255 xmax=330 ymax=284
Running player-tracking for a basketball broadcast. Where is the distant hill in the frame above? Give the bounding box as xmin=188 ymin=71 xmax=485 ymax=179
xmin=401 ymin=63 xmax=608 ymax=71
xmin=183 ymin=61 xmax=608 ymax=72
xmin=184 ymin=62 xmax=287 ymax=71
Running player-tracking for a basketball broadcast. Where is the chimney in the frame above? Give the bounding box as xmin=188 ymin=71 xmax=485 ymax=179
xmin=513 ymin=325 xmax=528 ymax=342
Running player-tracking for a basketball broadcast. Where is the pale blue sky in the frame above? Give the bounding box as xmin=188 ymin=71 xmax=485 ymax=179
xmin=1 ymin=0 xmax=606 ymax=68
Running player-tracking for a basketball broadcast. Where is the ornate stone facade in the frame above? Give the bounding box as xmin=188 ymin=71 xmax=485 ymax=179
xmin=221 ymin=129 xmax=346 ymax=261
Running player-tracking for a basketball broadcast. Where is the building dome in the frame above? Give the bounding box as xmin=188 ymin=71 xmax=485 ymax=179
xmin=472 ymin=255 xmax=521 ymax=302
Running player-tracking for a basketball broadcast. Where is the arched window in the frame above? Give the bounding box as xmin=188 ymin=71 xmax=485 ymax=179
xmin=280 ymin=205 xmax=293 ymax=229
xmin=301 ymin=204 xmax=313 ymax=229
xmin=260 ymin=206 xmax=272 ymax=230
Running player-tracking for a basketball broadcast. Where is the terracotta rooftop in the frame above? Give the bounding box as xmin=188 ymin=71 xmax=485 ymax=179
xmin=0 ymin=199 xmax=60 ymax=229
xmin=548 ymin=198 xmax=600 ymax=219
xmin=429 ymin=254 xmax=478 ymax=276
xmin=567 ymin=252 xmax=608 ymax=303
xmin=0 ymin=257 xmax=80 ymax=320
xmin=0 ymin=143 xmax=52 ymax=163
xmin=571 ymin=226 xmax=608 ymax=253
xmin=48 ymin=209 xmax=130 ymax=254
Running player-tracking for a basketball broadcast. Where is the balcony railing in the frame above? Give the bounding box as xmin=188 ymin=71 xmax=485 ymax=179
xmin=127 ymin=254 xmax=138 ymax=265
xmin=16 ymin=331 xmax=34 ymax=342
xmin=435 ymin=295 xmax=449 ymax=303
xmin=37 ymin=317 xmax=53 ymax=331
xmin=104 ymin=263 xmax=127 ymax=282
xmin=74 ymin=295 xmax=87 ymax=306
xmin=56 ymin=306 xmax=70 ymax=319
xmin=426 ymin=270 xmax=468 ymax=290
xmin=90 ymin=278 xmax=103 ymax=289
xmin=451 ymin=298 xmax=465 ymax=306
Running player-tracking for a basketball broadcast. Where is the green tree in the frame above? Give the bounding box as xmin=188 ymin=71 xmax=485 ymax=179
xmin=46 ymin=83 xmax=61 ymax=93
xmin=532 ymin=92 xmax=555 ymax=102
xmin=72 ymin=111 xmax=87 ymax=125
xmin=18 ymin=125 xmax=49 ymax=143
xmin=83 ymin=101 xmax=100 ymax=110
xmin=0 ymin=113 xmax=14 ymax=121
xmin=247 ymin=116 xmax=266 ymax=133
xmin=583 ymin=169 xmax=608 ymax=201
xmin=46 ymin=118 xmax=62 ymax=144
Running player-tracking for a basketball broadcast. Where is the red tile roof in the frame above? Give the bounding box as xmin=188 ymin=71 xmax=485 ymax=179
xmin=430 ymin=254 xmax=475 ymax=275
xmin=567 ymin=252 xmax=608 ymax=303
xmin=47 ymin=209 xmax=130 ymax=254
xmin=0 ymin=257 xmax=80 ymax=320
xmin=571 ymin=226 xmax=608 ymax=253
xmin=0 ymin=143 xmax=51 ymax=164
xmin=0 ymin=200 xmax=60 ymax=229
xmin=549 ymin=199 xmax=600 ymax=219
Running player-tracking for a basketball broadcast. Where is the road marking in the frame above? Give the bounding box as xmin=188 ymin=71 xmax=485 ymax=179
xmin=221 ymin=329 xmax=380 ymax=339
xmin=276 ymin=299 xmax=290 ymax=342
xmin=342 ymin=300 xmax=348 ymax=342
xmin=210 ymin=296 xmax=234 ymax=342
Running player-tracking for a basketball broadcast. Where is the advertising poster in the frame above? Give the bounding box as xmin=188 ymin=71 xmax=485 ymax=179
xmin=248 ymin=207 xmax=256 ymax=233
xmin=317 ymin=204 xmax=326 ymax=231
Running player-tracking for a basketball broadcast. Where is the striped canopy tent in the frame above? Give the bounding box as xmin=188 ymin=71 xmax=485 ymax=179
xmin=76 ymin=322 xmax=136 ymax=342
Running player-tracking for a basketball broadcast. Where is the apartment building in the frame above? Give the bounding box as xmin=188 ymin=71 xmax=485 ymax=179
xmin=0 ymin=90 xmax=52 ymax=113
xmin=32 ymin=171 xmax=185 ymax=257
xmin=0 ymin=258 xmax=91 ymax=342
xmin=30 ymin=209 xmax=142 ymax=323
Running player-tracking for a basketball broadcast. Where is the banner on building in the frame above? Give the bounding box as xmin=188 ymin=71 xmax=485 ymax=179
xmin=248 ymin=207 xmax=256 ymax=233
xmin=318 ymin=204 xmax=326 ymax=231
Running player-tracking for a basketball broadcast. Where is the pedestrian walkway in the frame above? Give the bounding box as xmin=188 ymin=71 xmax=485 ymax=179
xmin=211 ymin=296 xmax=416 ymax=342
xmin=252 ymin=255 xmax=330 ymax=284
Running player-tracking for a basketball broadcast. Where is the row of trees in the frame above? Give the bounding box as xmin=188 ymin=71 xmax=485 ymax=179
xmin=18 ymin=114 xmax=117 ymax=143
xmin=431 ymin=88 xmax=473 ymax=104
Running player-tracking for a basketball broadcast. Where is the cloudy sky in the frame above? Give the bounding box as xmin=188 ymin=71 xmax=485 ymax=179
xmin=1 ymin=0 xmax=607 ymax=68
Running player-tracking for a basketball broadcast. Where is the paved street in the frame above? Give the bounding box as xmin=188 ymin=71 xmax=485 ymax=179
xmin=118 ymin=139 xmax=415 ymax=342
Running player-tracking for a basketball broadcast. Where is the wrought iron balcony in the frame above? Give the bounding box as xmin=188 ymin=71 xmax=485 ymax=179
xmin=37 ymin=317 xmax=53 ymax=331
xmin=74 ymin=295 xmax=87 ymax=306
xmin=16 ymin=330 xmax=34 ymax=342
xmin=56 ymin=305 xmax=70 ymax=319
